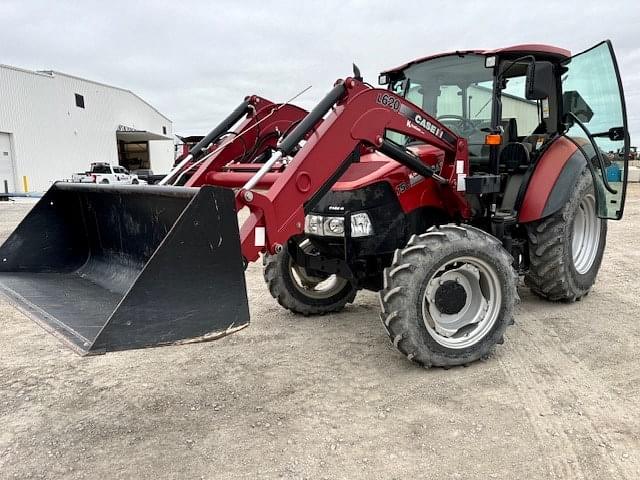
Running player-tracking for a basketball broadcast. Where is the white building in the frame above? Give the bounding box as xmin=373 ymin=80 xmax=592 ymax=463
xmin=0 ymin=64 xmax=174 ymax=193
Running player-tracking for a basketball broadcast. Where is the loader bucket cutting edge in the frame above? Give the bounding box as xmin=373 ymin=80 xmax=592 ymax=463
xmin=0 ymin=183 xmax=250 ymax=355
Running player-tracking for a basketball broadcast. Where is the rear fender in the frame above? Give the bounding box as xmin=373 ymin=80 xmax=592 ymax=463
xmin=518 ymin=136 xmax=586 ymax=223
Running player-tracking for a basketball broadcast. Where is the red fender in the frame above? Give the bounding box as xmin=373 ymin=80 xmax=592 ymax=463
xmin=518 ymin=136 xmax=586 ymax=223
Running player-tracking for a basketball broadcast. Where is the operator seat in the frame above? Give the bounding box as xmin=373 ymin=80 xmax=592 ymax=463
xmin=500 ymin=142 xmax=530 ymax=172
xmin=502 ymin=118 xmax=519 ymax=144
xmin=469 ymin=118 xmax=518 ymax=171
xmin=493 ymin=118 xmax=519 ymax=166
xmin=498 ymin=141 xmax=531 ymax=213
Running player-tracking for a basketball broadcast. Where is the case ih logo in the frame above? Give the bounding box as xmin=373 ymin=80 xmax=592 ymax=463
xmin=376 ymin=92 xmax=455 ymax=147
xmin=400 ymin=105 xmax=456 ymax=146
xmin=410 ymin=114 xmax=444 ymax=139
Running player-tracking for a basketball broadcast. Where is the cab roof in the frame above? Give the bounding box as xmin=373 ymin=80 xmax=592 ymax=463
xmin=381 ymin=44 xmax=571 ymax=74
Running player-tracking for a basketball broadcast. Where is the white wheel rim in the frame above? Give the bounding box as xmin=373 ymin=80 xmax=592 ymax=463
xmin=288 ymin=259 xmax=349 ymax=300
xmin=572 ymin=193 xmax=601 ymax=275
xmin=421 ymin=256 xmax=502 ymax=349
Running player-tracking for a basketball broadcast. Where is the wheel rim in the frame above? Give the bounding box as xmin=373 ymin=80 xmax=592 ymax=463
xmin=288 ymin=259 xmax=349 ymax=300
xmin=572 ymin=193 xmax=601 ymax=275
xmin=421 ymin=256 xmax=502 ymax=349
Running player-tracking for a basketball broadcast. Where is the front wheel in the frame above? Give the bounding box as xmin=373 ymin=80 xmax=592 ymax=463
xmin=263 ymin=244 xmax=357 ymax=316
xmin=380 ymin=225 xmax=518 ymax=368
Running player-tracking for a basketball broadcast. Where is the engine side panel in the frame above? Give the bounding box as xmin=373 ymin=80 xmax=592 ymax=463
xmin=331 ymin=147 xmax=449 ymax=214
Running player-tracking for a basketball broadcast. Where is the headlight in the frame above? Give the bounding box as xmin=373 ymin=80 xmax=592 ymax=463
xmin=350 ymin=212 xmax=373 ymax=237
xmin=323 ymin=217 xmax=344 ymax=236
xmin=304 ymin=214 xmax=324 ymax=235
xmin=304 ymin=212 xmax=373 ymax=238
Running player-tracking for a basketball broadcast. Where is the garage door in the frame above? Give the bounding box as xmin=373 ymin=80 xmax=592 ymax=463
xmin=0 ymin=133 xmax=15 ymax=193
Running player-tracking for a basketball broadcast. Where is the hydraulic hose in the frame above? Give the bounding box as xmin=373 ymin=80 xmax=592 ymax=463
xmin=160 ymin=99 xmax=251 ymax=185
xmin=379 ymin=139 xmax=448 ymax=184
xmin=243 ymin=82 xmax=347 ymax=191
xmin=277 ymin=82 xmax=347 ymax=156
xmin=190 ymin=99 xmax=251 ymax=157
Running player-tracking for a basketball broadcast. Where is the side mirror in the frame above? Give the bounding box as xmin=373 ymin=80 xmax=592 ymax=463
xmin=563 ymin=90 xmax=594 ymax=123
xmin=607 ymin=126 xmax=625 ymax=141
xmin=525 ymin=61 xmax=554 ymax=100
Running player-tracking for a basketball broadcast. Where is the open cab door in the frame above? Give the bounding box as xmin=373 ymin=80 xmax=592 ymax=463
xmin=561 ymin=40 xmax=630 ymax=219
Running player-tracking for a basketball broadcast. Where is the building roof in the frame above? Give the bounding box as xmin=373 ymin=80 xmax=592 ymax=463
xmin=0 ymin=63 xmax=171 ymax=123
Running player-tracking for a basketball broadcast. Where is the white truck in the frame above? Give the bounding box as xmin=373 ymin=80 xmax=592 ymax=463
xmin=71 ymin=163 xmax=142 ymax=185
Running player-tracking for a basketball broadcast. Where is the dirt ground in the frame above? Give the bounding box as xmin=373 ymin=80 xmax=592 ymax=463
xmin=1 ymin=187 xmax=639 ymax=480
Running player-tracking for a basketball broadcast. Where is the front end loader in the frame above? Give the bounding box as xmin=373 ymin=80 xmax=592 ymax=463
xmin=0 ymin=94 xmax=307 ymax=354
xmin=0 ymin=40 xmax=630 ymax=367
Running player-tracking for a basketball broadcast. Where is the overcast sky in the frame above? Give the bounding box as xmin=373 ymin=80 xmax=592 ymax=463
xmin=1 ymin=0 xmax=639 ymax=142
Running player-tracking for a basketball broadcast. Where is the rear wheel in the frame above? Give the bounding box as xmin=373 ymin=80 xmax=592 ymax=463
xmin=525 ymin=168 xmax=607 ymax=301
xmin=380 ymin=225 xmax=518 ymax=368
xmin=99 ymin=179 xmax=109 ymax=184
xmin=263 ymin=244 xmax=356 ymax=316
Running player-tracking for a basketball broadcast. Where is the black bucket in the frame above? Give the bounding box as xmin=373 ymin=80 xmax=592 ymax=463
xmin=0 ymin=183 xmax=249 ymax=354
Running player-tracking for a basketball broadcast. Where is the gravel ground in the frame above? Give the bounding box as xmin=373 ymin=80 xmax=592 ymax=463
xmin=0 ymin=187 xmax=639 ymax=479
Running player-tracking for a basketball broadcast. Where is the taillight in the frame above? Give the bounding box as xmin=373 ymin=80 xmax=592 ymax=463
xmin=91 ymin=174 xmax=97 ymax=183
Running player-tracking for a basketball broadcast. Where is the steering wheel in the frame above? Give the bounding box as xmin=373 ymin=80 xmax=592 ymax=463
xmin=436 ymin=115 xmax=478 ymax=136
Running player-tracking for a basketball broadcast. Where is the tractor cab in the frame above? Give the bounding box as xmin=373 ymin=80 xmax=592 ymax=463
xmin=380 ymin=41 xmax=630 ymax=220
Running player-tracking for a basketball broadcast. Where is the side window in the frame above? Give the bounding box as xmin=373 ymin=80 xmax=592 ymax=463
xmin=406 ymin=83 xmax=423 ymax=107
xmin=468 ymin=80 xmax=494 ymax=121
xmin=385 ymin=80 xmax=407 ymax=145
xmin=436 ymin=85 xmax=462 ymax=117
xmin=562 ymin=41 xmax=629 ymax=219
xmin=92 ymin=165 xmax=110 ymax=174
xmin=501 ymin=76 xmax=542 ymax=137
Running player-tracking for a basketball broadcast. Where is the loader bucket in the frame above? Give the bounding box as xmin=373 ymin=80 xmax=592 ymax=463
xmin=0 ymin=183 xmax=249 ymax=355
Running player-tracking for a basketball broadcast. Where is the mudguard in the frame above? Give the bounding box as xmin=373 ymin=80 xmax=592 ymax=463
xmin=518 ymin=136 xmax=587 ymax=223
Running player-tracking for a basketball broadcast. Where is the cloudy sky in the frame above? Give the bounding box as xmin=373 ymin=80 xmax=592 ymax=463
xmin=1 ymin=0 xmax=639 ymax=141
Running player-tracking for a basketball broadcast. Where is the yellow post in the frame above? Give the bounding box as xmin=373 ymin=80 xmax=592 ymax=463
xmin=22 ymin=176 xmax=29 ymax=193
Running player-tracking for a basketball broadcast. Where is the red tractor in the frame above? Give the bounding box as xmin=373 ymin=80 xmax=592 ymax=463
xmin=0 ymin=40 xmax=630 ymax=367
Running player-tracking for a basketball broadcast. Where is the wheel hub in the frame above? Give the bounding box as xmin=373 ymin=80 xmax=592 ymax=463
xmin=434 ymin=280 xmax=467 ymax=314
xmin=422 ymin=258 xmax=500 ymax=348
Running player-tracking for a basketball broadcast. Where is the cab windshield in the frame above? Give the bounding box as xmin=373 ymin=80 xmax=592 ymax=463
xmin=387 ymin=54 xmax=494 ymax=159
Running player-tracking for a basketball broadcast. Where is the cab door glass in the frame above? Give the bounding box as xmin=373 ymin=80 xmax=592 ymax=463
xmin=562 ymin=41 xmax=629 ymax=219
xmin=501 ymin=76 xmax=543 ymax=138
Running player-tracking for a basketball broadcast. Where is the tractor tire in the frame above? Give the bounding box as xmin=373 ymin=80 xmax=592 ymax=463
xmin=379 ymin=225 xmax=518 ymax=368
xmin=263 ymin=244 xmax=357 ymax=316
xmin=525 ymin=167 xmax=607 ymax=302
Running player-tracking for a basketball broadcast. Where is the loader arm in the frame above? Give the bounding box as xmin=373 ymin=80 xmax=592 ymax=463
xmin=236 ymin=78 xmax=469 ymax=262
xmin=163 ymin=96 xmax=308 ymax=186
